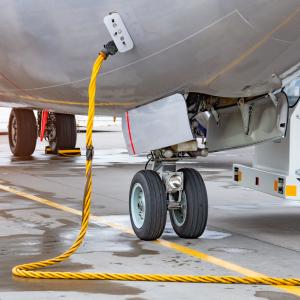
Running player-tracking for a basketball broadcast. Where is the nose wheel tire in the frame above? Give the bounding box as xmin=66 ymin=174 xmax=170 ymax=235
xmin=8 ymin=109 xmax=37 ymax=157
xmin=169 ymin=168 xmax=208 ymax=239
xmin=129 ymin=170 xmax=167 ymax=241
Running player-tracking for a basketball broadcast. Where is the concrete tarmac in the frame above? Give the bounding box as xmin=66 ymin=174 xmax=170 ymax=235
xmin=0 ymin=132 xmax=300 ymax=300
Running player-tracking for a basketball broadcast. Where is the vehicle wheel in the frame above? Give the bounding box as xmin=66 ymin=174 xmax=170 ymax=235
xmin=129 ymin=170 xmax=167 ymax=241
xmin=169 ymin=168 xmax=208 ymax=238
xmin=8 ymin=109 xmax=37 ymax=157
xmin=49 ymin=113 xmax=77 ymax=152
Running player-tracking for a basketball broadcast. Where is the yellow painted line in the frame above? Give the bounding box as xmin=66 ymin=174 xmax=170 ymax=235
xmin=0 ymin=182 xmax=299 ymax=297
xmin=204 ymin=5 xmax=300 ymax=86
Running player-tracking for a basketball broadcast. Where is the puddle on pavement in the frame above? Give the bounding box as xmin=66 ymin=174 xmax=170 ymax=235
xmin=222 ymin=184 xmax=254 ymax=191
xmin=209 ymin=247 xmax=256 ymax=254
xmin=10 ymin=277 xmax=144 ymax=295
xmin=0 ymin=178 xmax=77 ymax=203
xmin=201 ymin=230 xmax=231 ymax=240
xmin=212 ymin=204 xmax=259 ymax=211
xmin=255 ymin=291 xmax=300 ymax=300
xmin=164 ymin=222 xmax=231 ymax=240
xmin=284 ymin=200 xmax=300 ymax=207
xmin=1 ymin=229 xmax=145 ymax=295
xmin=112 ymin=239 xmax=159 ymax=258
xmin=126 ymin=297 xmax=148 ymax=300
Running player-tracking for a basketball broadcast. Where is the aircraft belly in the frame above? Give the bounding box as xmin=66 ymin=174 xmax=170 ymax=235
xmin=0 ymin=0 xmax=300 ymax=115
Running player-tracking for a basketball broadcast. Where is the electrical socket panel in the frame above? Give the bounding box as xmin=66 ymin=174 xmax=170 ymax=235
xmin=104 ymin=13 xmax=134 ymax=53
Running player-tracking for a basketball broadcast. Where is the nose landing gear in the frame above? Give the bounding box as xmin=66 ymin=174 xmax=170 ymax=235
xmin=129 ymin=152 xmax=208 ymax=241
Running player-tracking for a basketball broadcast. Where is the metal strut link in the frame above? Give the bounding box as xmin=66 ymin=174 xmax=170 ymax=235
xmin=238 ymin=98 xmax=254 ymax=135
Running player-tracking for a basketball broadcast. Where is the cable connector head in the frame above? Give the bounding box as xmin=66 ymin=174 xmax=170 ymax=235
xmin=101 ymin=41 xmax=118 ymax=59
xmin=86 ymin=145 xmax=94 ymax=161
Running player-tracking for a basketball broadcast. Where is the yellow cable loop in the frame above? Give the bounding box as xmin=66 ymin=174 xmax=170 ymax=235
xmin=11 ymin=51 xmax=300 ymax=286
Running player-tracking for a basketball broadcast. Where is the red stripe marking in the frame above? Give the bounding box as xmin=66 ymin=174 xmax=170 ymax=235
xmin=125 ymin=111 xmax=136 ymax=155
xmin=40 ymin=110 xmax=49 ymax=141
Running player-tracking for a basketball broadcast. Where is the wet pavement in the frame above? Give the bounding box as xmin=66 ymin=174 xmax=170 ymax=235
xmin=0 ymin=132 xmax=300 ymax=300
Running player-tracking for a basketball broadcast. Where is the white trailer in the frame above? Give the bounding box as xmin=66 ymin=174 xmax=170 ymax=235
xmin=234 ymin=97 xmax=300 ymax=200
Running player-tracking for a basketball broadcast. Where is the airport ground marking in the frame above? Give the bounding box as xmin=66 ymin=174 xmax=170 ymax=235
xmin=1 ymin=182 xmax=300 ymax=297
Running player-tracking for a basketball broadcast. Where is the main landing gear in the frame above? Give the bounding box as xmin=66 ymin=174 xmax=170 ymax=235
xmin=129 ymin=152 xmax=208 ymax=241
xmin=41 ymin=112 xmax=77 ymax=153
xmin=8 ymin=108 xmax=37 ymax=156
xmin=8 ymin=108 xmax=77 ymax=157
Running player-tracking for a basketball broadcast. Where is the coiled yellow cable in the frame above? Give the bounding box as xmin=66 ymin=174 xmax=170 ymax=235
xmin=11 ymin=51 xmax=300 ymax=286
xmin=12 ymin=52 xmax=105 ymax=279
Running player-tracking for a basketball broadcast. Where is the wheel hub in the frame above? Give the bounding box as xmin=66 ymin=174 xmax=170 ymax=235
xmin=45 ymin=113 xmax=57 ymax=151
xmin=131 ymin=183 xmax=146 ymax=229
xmin=11 ymin=117 xmax=17 ymax=147
xmin=170 ymin=191 xmax=187 ymax=227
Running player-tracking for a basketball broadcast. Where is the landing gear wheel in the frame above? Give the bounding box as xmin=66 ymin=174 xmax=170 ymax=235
xmin=49 ymin=113 xmax=77 ymax=153
xmin=170 ymin=168 xmax=208 ymax=239
xmin=8 ymin=109 xmax=37 ymax=157
xmin=129 ymin=170 xmax=167 ymax=241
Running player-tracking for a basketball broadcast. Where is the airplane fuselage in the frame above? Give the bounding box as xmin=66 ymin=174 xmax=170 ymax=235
xmin=0 ymin=0 xmax=300 ymax=115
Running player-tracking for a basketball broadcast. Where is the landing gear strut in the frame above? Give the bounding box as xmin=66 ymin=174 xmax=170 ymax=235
xmin=8 ymin=108 xmax=37 ymax=157
xmin=129 ymin=151 xmax=208 ymax=241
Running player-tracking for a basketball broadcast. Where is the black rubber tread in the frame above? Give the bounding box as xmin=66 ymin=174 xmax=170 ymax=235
xmin=129 ymin=170 xmax=167 ymax=241
xmin=170 ymin=168 xmax=208 ymax=239
xmin=54 ymin=113 xmax=77 ymax=151
xmin=8 ymin=109 xmax=37 ymax=157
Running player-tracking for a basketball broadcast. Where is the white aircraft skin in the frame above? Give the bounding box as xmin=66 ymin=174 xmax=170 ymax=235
xmin=2 ymin=0 xmax=300 ymax=244
xmin=0 ymin=0 xmax=300 ymax=116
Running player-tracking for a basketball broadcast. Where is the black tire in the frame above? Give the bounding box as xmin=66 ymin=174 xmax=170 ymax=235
xmin=50 ymin=113 xmax=77 ymax=152
xmin=8 ymin=109 xmax=37 ymax=157
xmin=129 ymin=170 xmax=167 ymax=241
xmin=169 ymin=168 xmax=208 ymax=239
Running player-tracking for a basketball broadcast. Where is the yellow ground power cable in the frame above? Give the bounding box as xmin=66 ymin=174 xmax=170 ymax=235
xmin=11 ymin=43 xmax=300 ymax=286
